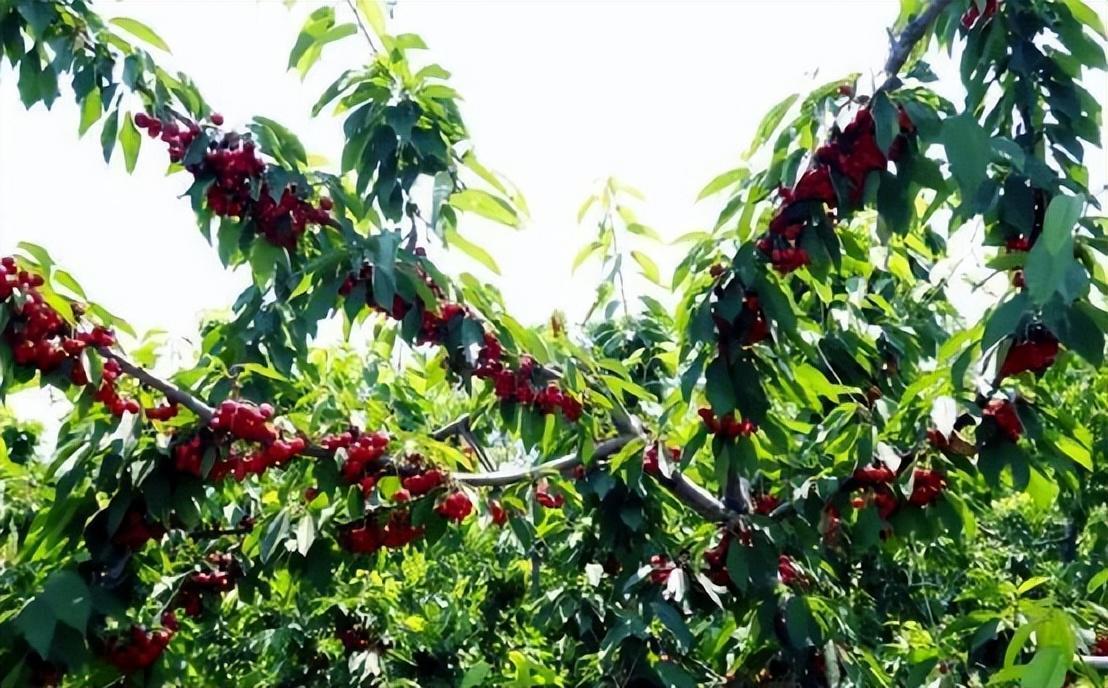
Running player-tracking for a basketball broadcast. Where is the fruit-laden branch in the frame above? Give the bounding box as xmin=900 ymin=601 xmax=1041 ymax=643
xmin=99 ymin=348 xmax=215 ymax=421
xmin=454 ymin=434 xmax=735 ymax=522
xmin=880 ymin=0 xmax=957 ymax=92
xmin=99 ymin=345 xmax=736 ymax=520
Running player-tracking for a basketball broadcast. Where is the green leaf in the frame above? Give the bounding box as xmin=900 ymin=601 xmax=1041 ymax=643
xmin=449 ymin=189 xmax=520 ymax=229
xmin=295 ymin=514 xmax=316 ymax=556
xmin=119 ymin=112 xmax=141 ymax=173
xmin=250 ymin=241 xmax=284 ymax=289
xmin=445 ymin=226 xmax=500 ymax=275
xmin=355 ymin=0 xmax=388 ymax=38
xmin=52 ymin=270 xmax=86 ymax=300
xmin=626 ymin=223 xmax=662 ymax=241
xmin=704 ymin=357 xmax=735 ymax=414
xmin=1062 ymin=0 xmax=1107 ymax=38
xmin=941 ymin=113 xmax=990 ymax=198
xmin=572 ymin=241 xmax=604 ymax=273
xmin=100 ymin=109 xmax=119 ymax=164
xmin=461 ymin=662 xmax=492 ymax=688
xmin=41 ymin=570 xmax=90 ymax=631
xmin=78 ymin=88 xmax=102 ymax=137
xmin=260 ymin=509 xmax=291 ymax=563
xmin=110 ymin=17 xmax=172 ymax=53
xmin=697 ymin=168 xmax=748 ymax=201
xmin=462 ymin=151 xmax=508 ymax=195
xmin=1025 ymin=195 xmax=1084 ymax=306
xmin=1088 ymin=568 xmax=1108 ymax=593
xmin=14 ymin=598 xmax=55 ymax=657
xmin=981 ymin=293 xmax=1029 ymax=351
xmin=744 ymin=93 xmax=797 ymax=158
xmin=631 ymin=250 xmax=662 ymax=286
xmin=239 ymin=363 xmax=289 ymax=383
xmin=656 ymin=662 xmax=697 ymax=688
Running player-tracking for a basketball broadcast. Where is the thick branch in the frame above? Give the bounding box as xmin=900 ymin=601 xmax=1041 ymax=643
xmin=99 ymin=347 xmax=215 ymax=421
xmin=452 ymin=435 xmax=632 ymax=487
xmin=654 ymin=470 xmax=736 ymax=522
xmin=879 ymin=0 xmax=957 ymax=93
xmin=97 ymin=348 xmax=735 ymax=522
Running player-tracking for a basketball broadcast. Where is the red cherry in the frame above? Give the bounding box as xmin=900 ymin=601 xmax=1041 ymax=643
xmin=210 ymin=112 xmax=224 ymax=125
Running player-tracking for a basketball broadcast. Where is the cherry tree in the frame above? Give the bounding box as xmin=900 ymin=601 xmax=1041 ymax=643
xmin=1 ymin=0 xmax=1107 ymax=686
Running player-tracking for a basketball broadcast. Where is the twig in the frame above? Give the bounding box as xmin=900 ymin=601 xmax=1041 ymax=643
xmin=98 ymin=347 xmax=215 ymax=421
xmin=878 ymin=0 xmax=957 ymax=93
xmin=345 ymin=0 xmax=380 ymax=54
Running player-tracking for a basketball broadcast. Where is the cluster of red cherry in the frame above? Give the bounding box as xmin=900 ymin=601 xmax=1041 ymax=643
xmin=338 ymin=261 xmax=584 ymax=422
xmin=642 ymin=444 xmax=681 ymax=476
xmin=171 ymin=552 xmax=240 ymax=618
xmin=535 ymin=479 xmax=565 ymax=509
xmin=1 ymin=257 xmax=144 ymax=416
xmin=488 ymin=499 xmax=509 ymax=526
xmin=697 ymin=408 xmax=758 ymax=439
xmin=481 ymin=351 xmax=583 ymax=422
xmin=648 ymin=554 xmax=675 ymax=584
xmin=751 ymin=492 xmax=780 ymax=515
xmin=998 ymin=325 xmax=1060 ymax=379
xmin=397 ymin=463 xmax=446 ymax=503
xmin=436 ymin=490 xmax=474 ymax=522
xmin=111 ymin=503 xmax=166 ymax=551
xmin=755 ymin=107 xmax=912 ymax=274
xmin=983 ymin=397 xmax=1022 ymax=442
xmin=101 ymin=623 xmax=174 ymax=674
xmin=322 ymin=429 xmax=391 ymax=495
xmin=709 ymin=284 xmax=771 ymax=350
xmin=849 ymin=463 xmax=948 ymax=519
xmin=961 ymin=0 xmax=999 ymax=29
xmin=145 ymin=401 xmax=179 ymax=421
xmin=336 ymin=624 xmax=372 ymax=655
xmin=337 ymin=510 xmax=424 ymax=554
xmin=135 ymin=112 xmax=332 ymax=249
xmin=173 ymin=401 xmax=306 ymax=482
xmin=92 ymin=358 xmax=141 ymax=417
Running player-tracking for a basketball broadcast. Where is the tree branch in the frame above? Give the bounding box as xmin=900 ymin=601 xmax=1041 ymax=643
xmin=878 ymin=0 xmax=957 ymax=93
xmin=97 ymin=348 xmax=737 ymax=523
xmin=344 ymin=0 xmax=381 ymax=54
xmin=99 ymin=347 xmax=215 ymax=421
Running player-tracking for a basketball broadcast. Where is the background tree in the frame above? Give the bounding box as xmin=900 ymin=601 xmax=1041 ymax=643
xmin=1 ymin=0 xmax=1107 ymax=686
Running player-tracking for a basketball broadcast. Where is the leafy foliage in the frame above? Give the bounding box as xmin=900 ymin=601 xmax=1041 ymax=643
xmin=1 ymin=0 xmax=1108 ymax=686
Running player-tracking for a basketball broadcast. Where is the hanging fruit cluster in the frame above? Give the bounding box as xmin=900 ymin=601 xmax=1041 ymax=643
xmin=134 ymin=112 xmax=333 ymax=249
xmin=340 ymin=261 xmax=584 ymax=421
xmin=337 ymin=510 xmax=424 ymax=554
xmin=172 ymin=401 xmax=306 ymax=482
xmin=998 ymin=324 xmax=1060 ymax=379
xmin=1 ymin=257 xmax=142 ymax=416
xmin=755 ymin=107 xmax=914 ymax=273
xmin=697 ymin=408 xmax=758 ymax=438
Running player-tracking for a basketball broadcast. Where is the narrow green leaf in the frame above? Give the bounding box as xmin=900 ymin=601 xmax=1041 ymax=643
xmin=100 ymin=109 xmax=119 ymax=164
xmin=110 ymin=17 xmax=172 ymax=53
xmin=449 ymin=189 xmax=520 ymax=229
xmin=119 ymin=112 xmax=141 ymax=173
xmin=355 ymin=0 xmax=388 ymax=38
xmin=698 ymin=168 xmax=749 ymax=201
xmin=445 ymin=226 xmax=501 ymax=275
xmin=631 ymin=250 xmax=662 ymax=286
xmin=78 ymin=88 xmax=102 ymax=137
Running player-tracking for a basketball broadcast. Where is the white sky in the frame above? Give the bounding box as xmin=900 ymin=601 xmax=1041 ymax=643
xmin=1 ymin=1 xmax=1105 ymax=433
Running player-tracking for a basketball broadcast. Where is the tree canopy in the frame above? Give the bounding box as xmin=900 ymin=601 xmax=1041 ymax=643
xmin=1 ymin=0 xmax=1108 ymax=686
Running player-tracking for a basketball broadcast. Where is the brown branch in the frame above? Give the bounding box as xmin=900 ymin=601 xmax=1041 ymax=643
xmin=878 ymin=0 xmax=957 ymax=93
xmin=97 ymin=348 xmax=736 ymax=522
xmin=98 ymin=347 xmax=215 ymax=421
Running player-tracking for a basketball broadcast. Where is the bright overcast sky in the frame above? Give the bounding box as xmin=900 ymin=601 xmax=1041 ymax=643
xmin=1 ymin=1 xmax=1105 ymax=433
